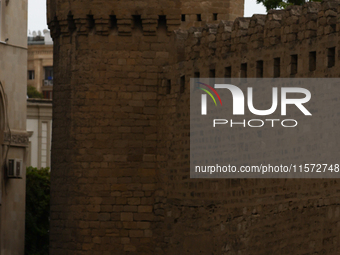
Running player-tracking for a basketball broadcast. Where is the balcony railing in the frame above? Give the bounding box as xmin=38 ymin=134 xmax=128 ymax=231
xmin=43 ymin=79 xmax=53 ymax=86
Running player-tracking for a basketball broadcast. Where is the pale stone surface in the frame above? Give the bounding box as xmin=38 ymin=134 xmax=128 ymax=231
xmin=0 ymin=0 xmax=28 ymax=254
xmin=26 ymin=99 xmax=52 ymax=169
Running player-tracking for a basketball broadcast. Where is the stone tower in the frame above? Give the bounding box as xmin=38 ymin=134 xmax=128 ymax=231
xmin=47 ymin=0 xmax=244 ymax=254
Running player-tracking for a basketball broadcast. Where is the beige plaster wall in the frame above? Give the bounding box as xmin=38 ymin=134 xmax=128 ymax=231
xmin=0 ymin=0 xmax=28 ymax=254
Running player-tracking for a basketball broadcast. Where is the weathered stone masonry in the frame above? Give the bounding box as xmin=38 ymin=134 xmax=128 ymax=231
xmin=48 ymin=0 xmax=340 ymax=254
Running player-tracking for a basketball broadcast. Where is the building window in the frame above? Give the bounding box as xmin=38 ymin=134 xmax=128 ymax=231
xmin=291 ymin=54 xmax=298 ymax=75
xmin=256 ymin=60 xmax=263 ymax=78
xmin=43 ymin=91 xmax=53 ymax=99
xmin=180 ymin=75 xmax=185 ymax=93
xmin=309 ymin=51 xmax=316 ymax=71
xmin=44 ymin=67 xmax=53 ymax=80
xmin=41 ymin=122 xmax=48 ymax=168
xmin=209 ymin=69 xmax=215 ymax=78
xmin=225 ymin=66 xmax=231 ymax=78
xmin=87 ymin=15 xmax=95 ymax=31
xmin=109 ymin=15 xmax=118 ymax=30
xmin=181 ymin=14 xmax=186 ymax=22
xmin=213 ymin=13 xmax=218 ymax=21
xmin=132 ymin=15 xmax=143 ymax=31
xmin=197 ymin=14 xmax=202 ymax=22
xmin=328 ymin=47 xmax=335 ymax=68
xmin=274 ymin=57 xmax=280 ymax=78
xmin=158 ymin=15 xmax=167 ymax=32
xmin=241 ymin=63 xmax=247 ymax=78
xmin=44 ymin=67 xmax=53 ymax=86
xmin=166 ymin=79 xmax=171 ymax=94
xmin=28 ymin=70 xmax=35 ymax=80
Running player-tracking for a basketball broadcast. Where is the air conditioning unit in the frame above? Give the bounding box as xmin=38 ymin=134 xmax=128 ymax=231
xmin=7 ymin=159 xmax=22 ymax=178
xmin=44 ymin=80 xmax=53 ymax=86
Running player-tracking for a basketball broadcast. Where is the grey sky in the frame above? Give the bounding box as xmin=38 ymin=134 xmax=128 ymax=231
xmin=27 ymin=0 xmax=267 ymax=33
xmin=28 ymin=0 xmax=48 ymax=34
xmin=244 ymin=0 xmax=267 ymax=17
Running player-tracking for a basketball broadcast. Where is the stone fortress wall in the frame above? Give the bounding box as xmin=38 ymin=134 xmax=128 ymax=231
xmin=47 ymin=0 xmax=340 ymax=254
xmin=166 ymin=1 xmax=340 ymax=80
xmin=159 ymin=2 xmax=340 ymax=254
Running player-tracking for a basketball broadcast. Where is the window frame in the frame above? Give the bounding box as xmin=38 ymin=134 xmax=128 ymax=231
xmin=28 ymin=70 xmax=35 ymax=80
xmin=44 ymin=66 xmax=53 ymax=80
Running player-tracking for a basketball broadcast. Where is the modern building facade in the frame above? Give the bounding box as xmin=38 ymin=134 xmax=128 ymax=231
xmin=27 ymin=98 xmax=52 ymax=169
xmin=27 ymin=30 xmax=53 ymax=99
xmin=0 ymin=0 xmax=28 ymax=254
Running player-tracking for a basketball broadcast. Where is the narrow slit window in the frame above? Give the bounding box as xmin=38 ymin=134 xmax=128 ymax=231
xmin=180 ymin=76 xmax=185 ymax=93
xmin=197 ymin=14 xmax=202 ymax=22
xmin=132 ymin=15 xmax=143 ymax=31
xmin=274 ymin=57 xmax=280 ymax=78
xmin=291 ymin=54 xmax=298 ymax=75
xmin=181 ymin=14 xmax=186 ymax=22
xmin=158 ymin=15 xmax=167 ymax=31
xmin=166 ymin=79 xmax=171 ymax=94
xmin=328 ymin=47 xmax=335 ymax=68
xmin=110 ymin=15 xmax=118 ymax=30
xmin=309 ymin=51 xmax=316 ymax=71
xmin=87 ymin=15 xmax=95 ymax=30
xmin=241 ymin=63 xmax=247 ymax=78
xmin=209 ymin=69 xmax=215 ymax=78
xmin=256 ymin=60 xmax=263 ymax=78
xmin=213 ymin=13 xmax=218 ymax=21
xmin=67 ymin=14 xmax=76 ymax=34
xmin=225 ymin=66 xmax=231 ymax=78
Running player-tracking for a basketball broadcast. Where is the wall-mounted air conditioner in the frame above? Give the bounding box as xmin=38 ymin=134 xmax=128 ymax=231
xmin=7 ymin=159 xmax=22 ymax=178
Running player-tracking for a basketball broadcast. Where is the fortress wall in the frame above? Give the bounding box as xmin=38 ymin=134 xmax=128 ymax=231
xmin=47 ymin=0 xmax=246 ymax=252
xmin=157 ymin=1 xmax=340 ymax=253
xmin=47 ymin=0 xmax=340 ymax=254
xmin=48 ymin=9 xmax=180 ymax=254
xmin=170 ymin=1 xmax=340 ymax=79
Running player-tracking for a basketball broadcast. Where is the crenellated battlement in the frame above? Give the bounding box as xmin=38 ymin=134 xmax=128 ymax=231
xmin=47 ymin=0 xmax=340 ymax=43
xmin=155 ymin=1 xmax=340 ymax=99
xmin=175 ymin=0 xmax=340 ymax=54
xmin=48 ymin=12 xmax=182 ymax=37
xmin=47 ymin=0 xmax=244 ymax=38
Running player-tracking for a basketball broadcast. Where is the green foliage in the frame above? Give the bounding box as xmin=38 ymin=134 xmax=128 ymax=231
xmin=25 ymin=166 xmax=50 ymax=255
xmin=256 ymin=0 xmax=321 ymax=11
xmin=27 ymin=86 xmax=43 ymax=99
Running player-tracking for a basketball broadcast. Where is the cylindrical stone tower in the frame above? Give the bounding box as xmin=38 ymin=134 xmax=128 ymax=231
xmin=47 ymin=0 xmax=244 ymax=254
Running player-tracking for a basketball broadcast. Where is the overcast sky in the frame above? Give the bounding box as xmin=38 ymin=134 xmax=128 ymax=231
xmin=28 ymin=0 xmax=267 ymax=33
